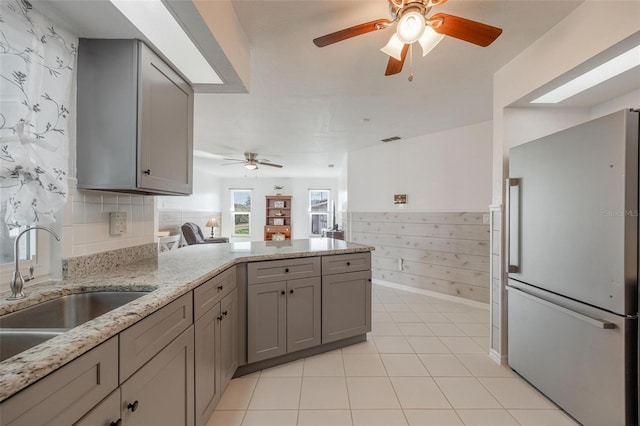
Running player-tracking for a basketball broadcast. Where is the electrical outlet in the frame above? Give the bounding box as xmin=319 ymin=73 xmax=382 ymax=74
xmin=483 ymin=213 xmax=490 ymax=225
xmin=110 ymin=212 xmax=127 ymax=235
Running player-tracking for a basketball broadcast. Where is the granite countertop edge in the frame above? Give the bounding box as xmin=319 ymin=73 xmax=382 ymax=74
xmin=0 ymin=239 xmax=373 ymax=402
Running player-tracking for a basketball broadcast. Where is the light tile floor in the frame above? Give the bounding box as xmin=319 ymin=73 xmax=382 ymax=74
xmin=206 ymin=284 xmax=578 ymax=426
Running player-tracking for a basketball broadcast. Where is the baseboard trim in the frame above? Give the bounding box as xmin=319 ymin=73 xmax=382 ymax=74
xmin=489 ymin=348 xmax=508 ymax=365
xmin=373 ymin=279 xmax=490 ymax=310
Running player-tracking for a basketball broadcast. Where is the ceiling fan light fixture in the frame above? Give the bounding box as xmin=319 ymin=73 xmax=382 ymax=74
xmin=245 ymin=162 xmax=258 ymax=170
xmin=396 ymin=10 xmax=426 ymax=44
xmin=418 ymin=27 xmax=445 ymax=57
xmin=381 ymin=33 xmax=405 ymax=61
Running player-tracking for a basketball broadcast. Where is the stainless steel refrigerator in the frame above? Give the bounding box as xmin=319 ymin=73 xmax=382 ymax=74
xmin=507 ymin=109 xmax=639 ymax=426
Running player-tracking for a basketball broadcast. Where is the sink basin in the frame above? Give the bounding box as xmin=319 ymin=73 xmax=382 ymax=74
xmin=0 ymin=329 xmax=65 ymax=362
xmin=0 ymin=291 xmax=150 ymax=329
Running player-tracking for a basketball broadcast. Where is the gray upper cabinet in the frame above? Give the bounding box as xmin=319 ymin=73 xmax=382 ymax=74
xmin=77 ymin=39 xmax=193 ymax=195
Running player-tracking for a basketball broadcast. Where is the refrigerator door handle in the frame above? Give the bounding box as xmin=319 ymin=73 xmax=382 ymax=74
xmin=507 ymin=286 xmax=616 ymax=329
xmin=507 ymin=178 xmax=521 ymax=273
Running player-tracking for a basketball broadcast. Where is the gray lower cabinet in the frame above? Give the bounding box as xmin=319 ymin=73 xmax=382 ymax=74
xmin=322 ymin=270 xmax=372 ymax=344
xmin=121 ymin=326 xmax=195 ymax=426
xmin=194 ymin=270 xmax=238 ymax=426
xmin=74 ymin=389 xmax=121 ymax=426
xmin=287 ymin=277 xmax=321 ymax=353
xmin=247 ymin=277 xmax=321 ymax=363
xmin=0 ymin=337 xmax=119 ymax=426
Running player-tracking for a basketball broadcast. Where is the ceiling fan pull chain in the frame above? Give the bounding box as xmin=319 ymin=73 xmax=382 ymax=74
xmin=408 ymin=43 xmax=414 ymax=82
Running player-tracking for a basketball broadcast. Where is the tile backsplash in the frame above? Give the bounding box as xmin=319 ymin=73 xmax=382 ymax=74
xmin=62 ymin=181 xmax=155 ymax=258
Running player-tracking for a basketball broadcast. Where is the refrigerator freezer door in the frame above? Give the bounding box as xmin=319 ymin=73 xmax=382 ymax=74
xmin=508 ymin=110 xmax=638 ymax=315
xmin=508 ymin=281 xmax=637 ymax=426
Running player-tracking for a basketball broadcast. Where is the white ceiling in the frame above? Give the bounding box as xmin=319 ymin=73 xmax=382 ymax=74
xmin=38 ymin=0 xmax=593 ymax=178
xmin=195 ymin=0 xmax=585 ymax=177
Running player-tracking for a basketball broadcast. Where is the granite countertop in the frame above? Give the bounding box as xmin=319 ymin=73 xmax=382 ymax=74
xmin=0 ymin=239 xmax=373 ymax=402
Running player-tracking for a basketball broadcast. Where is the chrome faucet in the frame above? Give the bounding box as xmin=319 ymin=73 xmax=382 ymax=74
xmin=8 ymin=226 xmax=61 ymax=300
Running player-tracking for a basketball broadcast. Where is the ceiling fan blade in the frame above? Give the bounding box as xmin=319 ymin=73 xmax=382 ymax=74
xmin=313 ymin=19 xmax=391 ymax=47
xmin=430 ymin=13 xmax=502 ymax=47
xmin=257 ymin=161 xmax=283 ymax=168
xmin=385 ymin=43 xmax=409 ymax=76
xmin=222 ymin=158 xmax=245 ymax=162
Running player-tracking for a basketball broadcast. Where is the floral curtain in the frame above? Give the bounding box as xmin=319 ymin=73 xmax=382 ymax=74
xmin=0 ymin=0 xmax=76 ymax=229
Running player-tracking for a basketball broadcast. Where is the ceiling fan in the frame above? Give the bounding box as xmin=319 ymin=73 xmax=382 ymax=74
xmin=222 ymin=152 xmax=283 ymax=170
xmin=313 ymin=0 xmax=503 ymax=78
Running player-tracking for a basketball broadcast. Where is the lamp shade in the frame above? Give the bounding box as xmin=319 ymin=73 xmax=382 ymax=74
xmin=206 ymin=217 xmax=219 ymax=228
xmin=418 ymin=27 xmax=444 ymax=57
xmin=381 ymin=33 xmax=405 ymax=61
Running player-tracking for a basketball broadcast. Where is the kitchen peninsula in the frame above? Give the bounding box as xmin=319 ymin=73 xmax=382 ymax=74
xmin=0 ymin=239 xmax=373 ymax=426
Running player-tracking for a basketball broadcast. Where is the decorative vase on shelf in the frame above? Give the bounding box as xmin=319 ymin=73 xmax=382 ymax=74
xmin=273 ymin=185 xmax=284 ymax=195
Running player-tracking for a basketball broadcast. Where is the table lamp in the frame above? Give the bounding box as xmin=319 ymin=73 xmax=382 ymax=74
xmin=206 ymin=217 xmax=219 ymax=238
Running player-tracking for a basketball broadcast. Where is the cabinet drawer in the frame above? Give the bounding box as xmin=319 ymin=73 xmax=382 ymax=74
xmin=1 ymin=337 xmax=118 ymax=426
xmin=322 ymin=252 xmax=371 ymax=275
xmin=120 ymin=292 xmax=193 ymax=381
xmin=194 ymin=267 xmax=236 ymax=320
xmin=248 ymin=257 xmax=320 ymax=285
xmin=74 ymin=388 xmax=120 ymax=426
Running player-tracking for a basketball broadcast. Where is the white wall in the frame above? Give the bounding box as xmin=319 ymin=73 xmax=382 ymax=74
xmin=348 ymin=121 xmax=493 ymax=212
xmin=493 ymin=0 xmax=640 ymax=203
xmin=156 ymin=160 xmax=223 ymax=211
xmin=220 ymin=176 xmax=339 ymax=241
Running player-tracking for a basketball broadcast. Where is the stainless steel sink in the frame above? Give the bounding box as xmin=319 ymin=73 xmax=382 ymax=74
xmin=0 ymin=329 xmax=66 ymax=362
xmin=0 ymin=291 xmax=150 ymax=329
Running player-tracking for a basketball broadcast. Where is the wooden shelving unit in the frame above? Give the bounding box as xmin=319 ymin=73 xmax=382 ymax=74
xmin=265 ymin=195 xmax=292 ymax=240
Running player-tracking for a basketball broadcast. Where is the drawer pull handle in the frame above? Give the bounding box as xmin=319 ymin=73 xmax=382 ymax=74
xmin=222 ymin=310 xmax=228 ymax=317
xmin=289 ymin=289 xmax=294 ymax=294
xmin=346 ymin=262 xmax=351 ymax=266
xmin=217 ymin=285 xmax=224 ymax=291
xmin=285 ymin=268 xmax=290 ymax=273
xmin=281 ymin=290 xmax=286 ymax=295
xmin=128 ymin=401 xmax=139 ymax=412
xmin=142 ymin=169 xmax=151 ymax=175
xmin=110 ymin=420 xmax=122 ymax=426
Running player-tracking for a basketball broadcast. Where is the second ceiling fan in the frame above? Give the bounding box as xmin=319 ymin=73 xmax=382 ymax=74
xmin=223 ymin=152 xmax=283 ymax=170
xmin=313 ymin=0 xmax=503 ymax=78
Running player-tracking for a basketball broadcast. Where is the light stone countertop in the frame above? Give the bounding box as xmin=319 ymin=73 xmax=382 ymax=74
xmin=0 ymin=239 xmax=373 ymax=402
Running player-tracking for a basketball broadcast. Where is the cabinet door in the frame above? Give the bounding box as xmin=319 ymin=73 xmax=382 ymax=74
xmin=322 ymin=270 xmax=372 ymax=344
xmin=194 ymin=304 xmax=221 ymax=426
xmin=220 ymin=288 xmax=238 ymax=387
xmin=121 ymin=326 xmax=194 ymax=426
xmin=74 ymin=389 xmax=121 ymax=426
xmin=247 ymin=281 xmax=287 ymax=363
xmin=138 ymin=42 xmax=193 ymax=194
xmin=287 ymin=277 xmax=321 ymax=353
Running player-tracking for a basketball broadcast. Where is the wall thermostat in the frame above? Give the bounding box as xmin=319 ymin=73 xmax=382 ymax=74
xmin=109 ymin=212 xmax=127 ymax=235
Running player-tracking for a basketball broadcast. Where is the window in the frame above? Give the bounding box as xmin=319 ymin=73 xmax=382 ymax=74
xmin=309 ymin=190 xmax=330 ymax=236
xmin=231 ymin=190 xmax=251 ymax=236
xmin=0 ymin=219 xmax=49 ymax=286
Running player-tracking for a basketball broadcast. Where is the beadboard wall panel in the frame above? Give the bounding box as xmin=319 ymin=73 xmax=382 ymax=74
xmin=349 ymin=212 xmax=490 ymax=303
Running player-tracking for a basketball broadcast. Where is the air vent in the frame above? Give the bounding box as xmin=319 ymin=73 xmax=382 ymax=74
xmin=381 ymin=136 xmax=402 ymax=143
